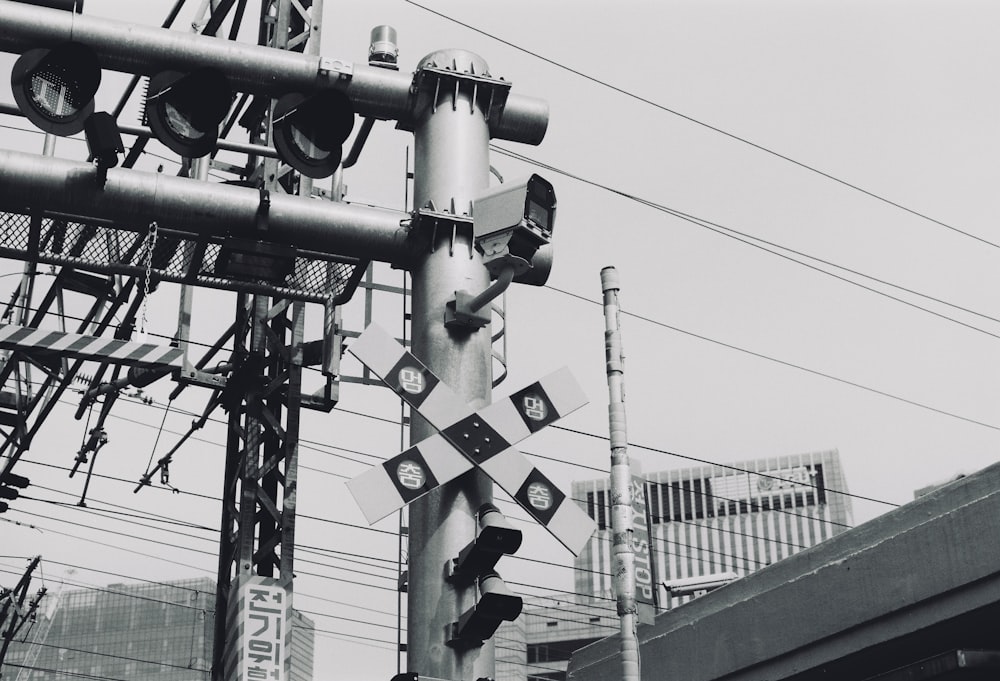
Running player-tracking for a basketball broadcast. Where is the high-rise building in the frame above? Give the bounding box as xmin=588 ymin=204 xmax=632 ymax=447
xmin=5 ymin=576 xmax=315 ymax=681
xmin=499 ymin=449 xmax=854 ymax=681
xmin=575 ymin=448 xmax=853 ymax=605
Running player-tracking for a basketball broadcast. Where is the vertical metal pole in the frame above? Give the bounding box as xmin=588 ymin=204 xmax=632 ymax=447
xmin=407 ymin=50 xmax=494 ymax=681
xmin=211 ymin=3 xmax=317 ymax=679
xmin=602 ymin=265 xmax=641 ymax=681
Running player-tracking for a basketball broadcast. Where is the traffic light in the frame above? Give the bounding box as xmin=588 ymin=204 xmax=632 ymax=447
xmin=272 ymin=89 xmax=355 ymax=179
xmin=448 ymin=504 xmax=523 ymax=648
xmin=452 ymin=571 xmax=522 ymax=645
xmin=453 ymin=503 xmax=522 ymax=575
xmin=0 ymin=471 xmax=29 ymax=513
xmin=11 ymin=41 xmax=101 ymax=135
xmin=145 ymin=68 xmax=233 ymax=158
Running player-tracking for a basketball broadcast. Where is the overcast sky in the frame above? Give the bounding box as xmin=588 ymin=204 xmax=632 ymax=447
xmin=3 ymin=1 xmax=1000 ymax=680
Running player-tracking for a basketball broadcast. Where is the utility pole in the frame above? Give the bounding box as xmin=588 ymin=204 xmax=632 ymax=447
xmin=602 ymin=266 xmax=641 ymax=681
xmin=406 ymin=49 xmax=497 ymax=681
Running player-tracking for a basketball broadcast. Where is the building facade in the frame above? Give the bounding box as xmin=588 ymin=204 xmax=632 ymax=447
xmin=497 ymin=449 xmax=854 ymax=681
xmin=5 ymin=576 xmax=315 ymax=681
xmin=575 ymin=448 xmax=853 ymax=606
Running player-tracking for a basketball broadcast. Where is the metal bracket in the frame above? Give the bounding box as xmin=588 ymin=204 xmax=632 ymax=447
xmin=318 ymin=57 xmax=354 ymax=81
xmin=399 ymin=64 xmax=512 ymax=133
xmin=174 ymin=365 xmax=229 ymax=391
xmin=410 ymin=207 xmax=474 ymax=258
xmin=444 ymin=290 xmax=491 ymax=329
xmin=445 ymin=622 xmax=486 ymax=651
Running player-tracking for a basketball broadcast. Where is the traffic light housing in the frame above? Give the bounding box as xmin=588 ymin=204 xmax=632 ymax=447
xmin=272 ymin=89 xmax=355 ymax=179
xmin=11 ymin=41 xmax=101 ymax=135
xmin=448 ymin=504 xmax=523 ymax=648
xmin=145 ymin=68 xmax=233 ymax=157
xmin=451 ymin=570 xmax=523 ymax=647
xmin=452 ymin=503 xmax=523 ymax=577
xmin=0 ymin=471 xmax=29 ymax=513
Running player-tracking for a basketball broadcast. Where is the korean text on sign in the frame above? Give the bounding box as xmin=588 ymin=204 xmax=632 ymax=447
xmin=243 ymin=583 xmax=287 ymax=681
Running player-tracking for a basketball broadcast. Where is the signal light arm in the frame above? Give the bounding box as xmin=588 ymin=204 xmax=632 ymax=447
xmin=0 ymin=0 xmax=548 ymax=144
xmin=0 ymin=148 xmax=415 ymax=266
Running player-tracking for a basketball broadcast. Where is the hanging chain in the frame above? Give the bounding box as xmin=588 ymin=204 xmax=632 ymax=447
xmin=138 ymin=221 xmax=158 ymax=341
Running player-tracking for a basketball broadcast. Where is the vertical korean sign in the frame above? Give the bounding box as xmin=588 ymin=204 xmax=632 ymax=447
xmin=236 ymin=576 xmax=291 ymax=681
xmin=631 ymin=463 xmax=658 ymax=624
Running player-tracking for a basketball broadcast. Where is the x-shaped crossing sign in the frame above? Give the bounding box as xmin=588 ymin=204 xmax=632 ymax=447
xmin=346 ymin=323 xmax=597 ymax=556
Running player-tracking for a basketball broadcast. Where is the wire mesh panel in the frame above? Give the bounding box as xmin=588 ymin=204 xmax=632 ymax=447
xmin=0 ymin=210 xmax=367 ymax=304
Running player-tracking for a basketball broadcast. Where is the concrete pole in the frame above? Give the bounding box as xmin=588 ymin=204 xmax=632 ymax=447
xmin=407 ymin=49 xmax=495 ymax=681
xmin=602 ymin=265 xmax=641 ymax=681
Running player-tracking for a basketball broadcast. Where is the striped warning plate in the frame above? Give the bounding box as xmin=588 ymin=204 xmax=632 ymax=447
xmin=348 ymin=323 xmax=597 ymax=556
xmin=0 ymin=324 xmax=184 ymax=367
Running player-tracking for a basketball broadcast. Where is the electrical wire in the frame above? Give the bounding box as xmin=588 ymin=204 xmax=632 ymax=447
xmin=12 ymin=471 xmax=797 ymax=624
xmin=13 ymin=395 xmax=873 ymax=585
xmin=3 ymin=662 xmax=132 ymax=681
xmin=0 ymin=560 xmax=402 ymax=637
xmin=11 ymin=503 xmax=400 ymax=592
xmin=19 ymin=386 xmax=879 ymax=542
xmin=403 ymin=0 xmax=996 ymax=250
xmin=492 ymin=144 xmax=1000 ymax=341
xmin=10 ymin=639 xmax=210 ymax=674
xmin=544 ymin=284 xmax=1000 ymax=435
xmin=5 ymin=285 xmax=988 ymax=512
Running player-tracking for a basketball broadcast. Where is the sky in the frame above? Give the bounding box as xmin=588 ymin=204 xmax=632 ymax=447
xmin=3 ymin=0 xmax=1000 ymax=680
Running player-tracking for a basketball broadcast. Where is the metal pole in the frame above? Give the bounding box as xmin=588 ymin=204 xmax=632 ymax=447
xmin=602 ymin=265 xmax=641 ymax=681
xmin=0 ymin=0 xmax=549 ymax=144
xmin=407 ymin=49 xmax=494 ymax=681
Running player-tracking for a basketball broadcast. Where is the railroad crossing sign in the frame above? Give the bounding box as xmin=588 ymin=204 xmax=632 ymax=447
xmin=346 ymin=323 xmax=597 ymax=556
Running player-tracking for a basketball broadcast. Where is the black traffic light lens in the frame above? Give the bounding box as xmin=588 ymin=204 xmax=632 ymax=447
xmin=147 ymin=68 xmax=233 ymax=157
xmin=12 ymin=42 xmax=100 ymax=135
xmin=272 ymin=90 xmax=354 ymax=179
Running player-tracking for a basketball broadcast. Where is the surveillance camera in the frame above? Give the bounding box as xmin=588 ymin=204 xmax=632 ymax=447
xmin=473 ymin=174 xmax=555 ymax=277
xmin=663 ymin=571 xmax=738 ymax=597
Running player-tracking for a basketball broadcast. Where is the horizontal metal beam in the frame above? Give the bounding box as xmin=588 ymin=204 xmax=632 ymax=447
xmin=0 ymin=0 xmax=548 ymax=144
xmin=0 ymin=149 xmax=415 ymax=266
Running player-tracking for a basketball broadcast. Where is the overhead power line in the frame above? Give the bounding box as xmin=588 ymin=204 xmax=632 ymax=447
xmin=542 ymin=286 xmax=1000 ymax=435
xmin=21 ymin=378 xmax=894 ymax=526
xmin=492 ymin=145 xmax=1000 ymax=341
xmin=404 ymin=0 xmax=996 ymax=249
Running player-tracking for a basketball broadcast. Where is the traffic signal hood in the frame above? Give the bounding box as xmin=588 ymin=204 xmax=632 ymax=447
xmin=145 ymin=68 xmax=233 ymax=158
xmin=0 ymin=470 xmax=29 ymax=513
xmin=11 ymin=41 xmax=100 ymax=135
xmin=10 ymin=39 xmax=355 ymax=171
xmin=450 ymin=570 xmax=523 ymax=648
xmin=451 ymin=503 xmax=523 ymax=580
xmin=272 ymin=90 xmax=355 ymax=179
xmin=447 ymin=504 xmax=524 ymax=648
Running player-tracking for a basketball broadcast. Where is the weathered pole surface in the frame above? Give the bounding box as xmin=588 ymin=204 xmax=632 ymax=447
xmin=407 ymin=49 xmax=496 ymax=681
xmin=602 ymin=265 xmax=641 ymax=681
